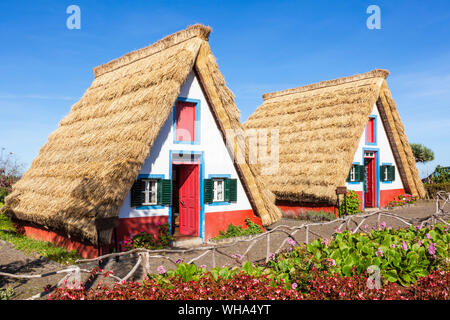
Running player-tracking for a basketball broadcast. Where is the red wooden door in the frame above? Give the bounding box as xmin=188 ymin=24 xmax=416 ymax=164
xmin=178 ymin=164 xmax=199 ymax=236
xmin=176 ymin=101 xmax=196 ymax=142
xmin=364 ymin=152 xmax=377 ymax=208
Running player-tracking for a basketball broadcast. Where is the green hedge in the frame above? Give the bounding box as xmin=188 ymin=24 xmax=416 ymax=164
xmin=424 ymin=182 xmax=450 ymax=199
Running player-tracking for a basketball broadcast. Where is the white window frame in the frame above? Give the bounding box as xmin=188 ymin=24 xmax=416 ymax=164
xmin=350 ymin=166 xmax=356 ymax=182
xmin=212 ymin=178 xmax=225 ymax=202
xmin=142 ymin=179 xmax=158 ymax=205
xmin=384 ymin=166 xmax=389 ymax=181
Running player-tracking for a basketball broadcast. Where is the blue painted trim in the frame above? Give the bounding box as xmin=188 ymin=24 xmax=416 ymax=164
xmin=137 ymin=174 xmax=165 ymax=179
xmin=208 ymin=174 xmax=231 ymax=179
xmin=169 ymin=150 xmax=205 ymax=241
xmin=173 ymin=97 xmax=201 ymax=145
xmin=365 ymin=115 xmax=378 ymax=146
xmin=208 ymin=201 xmax=230 ymax=206
xmin=136 ymin=174 xmax=166 ymax=210
xmin=136 ymin=205 xmax=165 ymax=210
xmin=168 ymin=152 xmax=173 ymax=235
xmin=362 ymin=147 xmax=380 ymax=210
xmin=347 ymin=162 xmax=361 ymax=185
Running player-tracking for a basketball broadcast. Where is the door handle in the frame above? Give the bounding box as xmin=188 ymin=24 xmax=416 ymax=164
xmin=180 ymin=200 xmax=184 ymax=206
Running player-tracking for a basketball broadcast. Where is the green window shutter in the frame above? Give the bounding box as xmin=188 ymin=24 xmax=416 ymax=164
xmin=346 ymin=167 xmax=352 ymax=182
xmin=358 ymin=165 xmax=365 ymax=182
xmin=224 ymin=178 xmax=237 ymax=202
xmin=229 ymin=179 xmax=237 ymax=202
xmin=224 ymin=178 xmax=230 ymax=202
xmin=130 ymin=179 xmax=144 ymax=207
xmin=157 ymin=179 xmax=172 ymax=205
xmin=380 ymin=165 xmax=387 ymax=182
xmin=353 ymin=165 xmax=364 ymax=182
xmin=204 ymin=179 xmax=213 ymax=204
xmin=388 ymin=166 xmax=396 ymax=181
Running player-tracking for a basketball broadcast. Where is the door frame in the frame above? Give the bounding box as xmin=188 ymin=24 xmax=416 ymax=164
xmin=169 ymin=150 xmax=205 ymax=240
xmin=362 ymin=147 xmax=380 ymax=210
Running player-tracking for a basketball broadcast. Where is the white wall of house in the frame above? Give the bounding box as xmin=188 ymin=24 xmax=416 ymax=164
xmin=118 ymin=70 xmax=252 ymax=220
xmin=346 ymin=103 xmax=405 ymax=193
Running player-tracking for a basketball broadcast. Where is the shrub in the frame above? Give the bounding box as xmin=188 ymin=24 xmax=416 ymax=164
xmin=338 ymin=190 xmax=362 ymax=216
xmin=432 ymin=166 xmax=450 ymax=184
xmin=424 ymin=182 xmax=450 ymax=199
xmin=305 ymin=210 xmax=336 ymax=222
xmin=213 ymin=218 xmax=263 ymax=240
xmin=122 ymin=222 xmax=173 ymax=251
xmin=281 ymin=209 xmax=336 ymax=221
xmin=0 ymin=187 xmax=8 ymax=203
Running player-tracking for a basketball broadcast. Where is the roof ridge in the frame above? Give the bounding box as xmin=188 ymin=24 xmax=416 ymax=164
xmin=93 ymin=24 xmax=211 ymax=78
xmin=262 ymin=69 xmax=389 ymax=101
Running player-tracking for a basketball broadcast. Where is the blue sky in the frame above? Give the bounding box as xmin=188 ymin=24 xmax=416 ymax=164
xmin=0 ymin=0 xmax=449 ymax=177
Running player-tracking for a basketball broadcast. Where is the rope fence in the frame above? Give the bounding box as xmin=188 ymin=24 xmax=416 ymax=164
xmin=1 ymin=192 xmax=449 ymax=300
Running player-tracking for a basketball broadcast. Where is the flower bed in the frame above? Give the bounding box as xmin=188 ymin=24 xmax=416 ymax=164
xmin=386 ymin=194 xmax=419 ymax=209
xmin=49 ymin=268 xmax=448 ymax=300
xmin=50 ymin=222 xmax=449 ymax=300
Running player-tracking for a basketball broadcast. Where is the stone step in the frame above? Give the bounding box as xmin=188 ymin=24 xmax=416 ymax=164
xmin=172 ymin=237 xmax=203 ymax=248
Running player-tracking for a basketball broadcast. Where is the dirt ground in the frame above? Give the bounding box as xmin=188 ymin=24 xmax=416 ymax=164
xmin=0 ymin=199 xmax=445 ymax=300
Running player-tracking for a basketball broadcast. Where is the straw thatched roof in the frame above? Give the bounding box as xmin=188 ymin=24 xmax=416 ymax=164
xmin=5 ymin=24 xmax=281 ymax=245
xmin=244 ymin=69 xmax=426 ymax=204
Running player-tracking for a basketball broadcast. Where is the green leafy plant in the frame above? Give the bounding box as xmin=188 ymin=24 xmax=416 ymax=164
xmin=432 ymin=166 xmax=450 ymax=184
xmin=213 ymin=218 xmax=263 ymax=240
xmin=424 ymin=182 xmax=450 ymax=198
xmin=338 ymin=190 xmax=362 ymax=216
xmin=0 ymin=287 xmax=14 ymax=300
xmin=122 ymin=222 xmax=173 ymax=251
xmin=0 ymin=188 xmax=9 ymax=204
xmin=305 ymin=210 xmax=336 ymax=221
xmin=272 ymin=223 xmax=449 ymax=286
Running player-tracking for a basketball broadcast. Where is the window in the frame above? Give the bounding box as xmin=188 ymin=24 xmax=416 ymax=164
xmin=380 ymin=165 xmax=395 ymax=182
xmin=204 ymin=177 xmax=237 ymax=204
xmin=173 ymin=98 xmax=201 ymax=144
xmin=130 ymin=177 xmax=172 ymax=207
xmin=366 ymin=117 xmax=376 ymax=144
xmin=142 ymin=179 xmax=157 ymax=205
xmin=213 ymin=179 xmax=225 ymax=202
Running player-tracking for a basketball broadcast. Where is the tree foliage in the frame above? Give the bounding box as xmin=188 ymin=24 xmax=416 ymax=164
xmin=410 ymin=143 xmax=434 ymax=163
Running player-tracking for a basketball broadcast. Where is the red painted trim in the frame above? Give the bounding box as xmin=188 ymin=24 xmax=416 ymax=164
xmin=204 ymin=209 xmax=263 ymax=241
xmin=20 ymin=224 xmax=99 ymax=259
xmin=380 ymin=188 xmax=405 ymax=208
xmin=354 ymin=191 xmax=364 ymax=211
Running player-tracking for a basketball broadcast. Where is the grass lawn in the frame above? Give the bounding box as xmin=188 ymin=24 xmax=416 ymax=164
xmin=0 ymin=204 xmax=81 ymax=265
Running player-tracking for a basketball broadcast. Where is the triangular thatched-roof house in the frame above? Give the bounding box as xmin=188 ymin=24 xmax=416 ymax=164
xmin=5 ymin=25 xmax=281 ymax=257
xmin=244 ymin=69 xmax=425 ymax=214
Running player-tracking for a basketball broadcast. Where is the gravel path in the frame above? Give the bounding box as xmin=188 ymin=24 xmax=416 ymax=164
xmin=0 ymin=199 xmax=444 ymax=300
